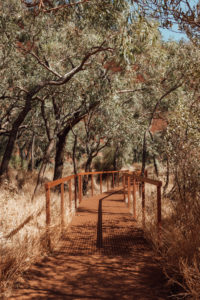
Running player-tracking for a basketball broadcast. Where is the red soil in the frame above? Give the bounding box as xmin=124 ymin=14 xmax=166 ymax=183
xmin=9 ymin=190 xmax=173 ymax=300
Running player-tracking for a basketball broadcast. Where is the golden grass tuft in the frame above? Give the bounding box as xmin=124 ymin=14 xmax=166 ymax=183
xmin=0 ymin=168 xmax=74 ymax=297
xmin=140 ymin=175 xmax=200 ymax=299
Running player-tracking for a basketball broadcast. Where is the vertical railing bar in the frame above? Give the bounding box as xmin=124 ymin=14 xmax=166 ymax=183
xmin=106 ymin=174 xmax=109 ymax=192
xmin=45 ymin=184 xmax=51 ymax=250
xmin=91 ymin=174 xmax=94 ymax=196
xmin=79 ymin=175 xmax=82 ymax=204
xmin=100 ymin=173 xmax=102 ymax=194
xmin=112 ymin=173 xmax=115 ymax=188
xmin=61 ymin=183 xmax=64 ymax=231
xmin=157 ymin=185 xmax=162 ymax=241
xmin=133 ymin=175 xmax=136 ymax=219
xmin=123 ymin=174 xmax=126 ymax=202
xmin=74 ymin=176 xmax=77 ymax=209
xmin=142 ymin=182 xmax=145 ymax=229
xmin=69 ymin=179 xmax=72 ymax=212
xmin=128 ymin=175 xmax=130 ymax=208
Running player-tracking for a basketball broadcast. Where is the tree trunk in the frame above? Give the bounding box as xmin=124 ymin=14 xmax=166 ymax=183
xmin=0 ymin=96 xmax=32 ymax=177
xmin=141 ymin=131 xmax=147 ymax=176
xmin=53 ymin=127 xmax=71 ymax=181
xmin=53 ymin=101 xmax=100 ymax=181
xmin=28 ymin=134 xmax=35 ymax=171
xmin=163 ymin=156 xmax=169 ymax=194
xmin=31 ymin=138 xmax=55 ymax=201
xmin=72 ymin=133 xmax=78 ymax=199
xmin=153 ymin=155 xmax=159 ymax=177
xmin=82 ymin=156 xmax=92 ymax=195
xmin=113 ymin=146 xmax=119 ymax=171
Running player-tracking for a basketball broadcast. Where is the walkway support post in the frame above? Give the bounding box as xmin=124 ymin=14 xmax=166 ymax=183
xmin=157 ymin=185 xmax=162 ymax=241
xmin=74 ymin=176 xmax=77 ymax=209
xmin=100 ymin=173 xmax=102 ymax=194
xmin=106 ymin=174 xmax=109 ymax=192
xmin=91 ymin=174 xmax=94 ymax=196
xmin=127 ymin=175 xmax=131 ymax=208
xmin=61 ymin=183 xmax=65 ymax=232
xmin=69 ymin=179 xmax=72 ymax=210
xmin=123 ymin=173 xmax=126 ymax=202
xmin=79 ymin=175 xmax=82 ymax=204
xmin=45 ymin=184 xmax=51 ymax=250
xmin=142 ymin=182 xmax=145 ymax=229
xmin=133 ymin=176 xmax=136 ymax=219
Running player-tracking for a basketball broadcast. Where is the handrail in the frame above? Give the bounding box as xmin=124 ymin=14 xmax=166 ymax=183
xmin=4 ymin=169 xmax=162 ymax=247
xmin=45 ymin=170 xmax=126 ymax=249
xmin=123 ymin=171 xmax=162 ymax=240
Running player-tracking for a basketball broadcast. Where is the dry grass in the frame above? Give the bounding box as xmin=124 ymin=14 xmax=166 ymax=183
xmin=0 ymin=168 xmax=75 ymax=298
xmin=0 ymin=168 xmax=114 ymax=297
xmin=137 ymin=167 xmax=200 ymax=300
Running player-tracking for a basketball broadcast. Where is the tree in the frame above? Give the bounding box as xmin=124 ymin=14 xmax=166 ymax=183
xmin=0 ymin=0 xmax=130 ymax=179
xmin=133 ymin=0 xmax=200 ymax=41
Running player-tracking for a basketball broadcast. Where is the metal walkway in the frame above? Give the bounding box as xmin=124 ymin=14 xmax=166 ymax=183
xmin=9 ymin=189 xmax=172 ymax=300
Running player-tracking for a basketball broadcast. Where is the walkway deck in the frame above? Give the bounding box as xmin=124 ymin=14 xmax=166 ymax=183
xmin=9 ymin=189 xmax=172 ymax=299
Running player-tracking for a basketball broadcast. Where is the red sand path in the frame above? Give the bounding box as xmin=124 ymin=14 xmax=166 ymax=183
xmin=9 ymin=189 xmax=173 ymax=299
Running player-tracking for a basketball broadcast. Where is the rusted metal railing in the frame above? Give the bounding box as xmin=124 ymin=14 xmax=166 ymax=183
xmin=45 ymin=170 xmax=125 ymax=249
xmin=4 ymin=169 xmax=162 ymax=248
xmin=123 ymin=171 xmax=162 ymax=239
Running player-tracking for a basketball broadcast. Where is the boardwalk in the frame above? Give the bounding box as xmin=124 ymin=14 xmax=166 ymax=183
xmin=9 ymin=189 xmax=172 ymax=300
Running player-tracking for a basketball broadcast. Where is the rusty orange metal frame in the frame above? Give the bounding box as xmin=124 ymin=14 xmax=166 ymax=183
xmin=45 ymin=170 xmax=126 ymax=248
xmin=45 ymin=169 xmax=162 ymax=249
xmin=123 ymin=171 xmax=162 ymax=241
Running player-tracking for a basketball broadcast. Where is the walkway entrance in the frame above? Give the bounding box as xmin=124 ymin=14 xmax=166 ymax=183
xmin=9 ymin=188 xmax=172 ymax=299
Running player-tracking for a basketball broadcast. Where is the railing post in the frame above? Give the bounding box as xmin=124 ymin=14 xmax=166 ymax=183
xmin=74 ymin=176 xmax=77 ymax=209
xmin=133 ymin=176 xmax=136 ymax=219
xmin=123 ymin=174 xmax=126 ymax=202
xmin=79 ymin=175 xmax=82 ymax=204
xmin=106 ymin=174 xmax=109 ymax=192
xmin=91 ymin=174 xmax=94 ymax=196
xmin=112 ymin=173 xmax=115 ymax=188
xmin=157 ymin=185 xmax=162 ymax=241
xmin=142 ymin=181 xmax=145 ymax=228
xmin=45 ymin=184 xmax=51 ymax=250
xmin=61 ymin=183 xmax=65 ymax=231
xmin=69 ymin=179 xmax=72 ymax=210
xmin=128 ymin=175 xmax=131 ymax=207
xmin=100 ymin=173 xmax=102 ymax=194
xmin=117 ymin=172 xmax=120 ymax=187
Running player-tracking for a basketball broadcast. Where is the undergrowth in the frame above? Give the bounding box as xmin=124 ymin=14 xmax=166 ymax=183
xmin=141 ymin=169 xmax=200 ymax=300
xmin=0 ymin=168 xmax=74 ymax=298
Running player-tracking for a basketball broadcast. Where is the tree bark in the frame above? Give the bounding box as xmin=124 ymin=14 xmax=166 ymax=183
xmin=53 ymin=127 xmax=71 ymax=181
xmin=141 ymin=131 xmax=147 ymax=176
xmin=0 ymin=95 xmax=32 ymax=177
xmin=31 ymin=138 xmax=55 ymax=201
xmin=53 ymin=102 xmax=100 ymax=181
xmin=153 ymin=155 xmax=159 ymax=177
xmin=82 ymin=156 xmax=92 ymax=195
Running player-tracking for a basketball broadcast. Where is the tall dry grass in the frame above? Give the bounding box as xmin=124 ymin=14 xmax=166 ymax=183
xmin=0 ymin=168 xmax=75 ymax=298
xmin=139 ymin=166 xmax=200 ymax=300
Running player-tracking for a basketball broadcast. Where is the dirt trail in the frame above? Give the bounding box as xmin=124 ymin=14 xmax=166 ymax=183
xmin=9 ymin=190 xmax=173 ymax=300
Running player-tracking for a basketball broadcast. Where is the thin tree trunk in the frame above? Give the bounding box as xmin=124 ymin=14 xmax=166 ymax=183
xmin=141 ymin=131 xmax=147 ymax=176
xmin=28 ymin=134 xmax=35 ymax=171
xmin=53 ymin=101 xmax=100 ymax=181
xmin=72 ymin=133 xmax=78 ymax=199
xmin=153 ymin=155 xmax=159 ymax=177
xmin=31 ymin=138 xmax=55 ymax=201
xmin=0 ymin=96 xmax=32 ymax=177
xmin=53 ymin=128 xmax=70 ymax=181
xmin=83 ymin=156 xmax=92 ymax=195
xmin=163 ymin=156 xmax=169 ymax=194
